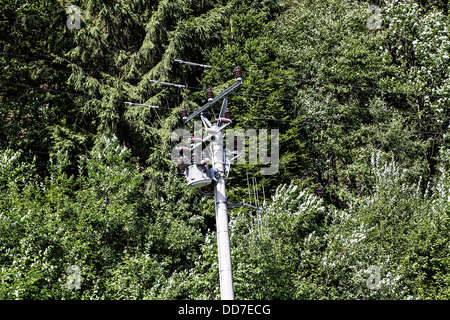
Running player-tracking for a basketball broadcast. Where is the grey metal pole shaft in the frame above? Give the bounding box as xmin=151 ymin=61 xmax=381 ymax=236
xmin=212 ymin=124 xmax=234 ymax=300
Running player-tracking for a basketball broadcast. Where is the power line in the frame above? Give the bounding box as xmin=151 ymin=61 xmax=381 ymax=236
xmin=0 ymin=21 xmax=48 ymax=34
xmin=231 ymin=92 xmax=443 ymax=120
xmin=3 ymin=50 xmax=448 ymax=128
xmin=2 ymin=68 xmax=446 ymax=123
xmin=234 ymin=115 xmax=442 ymax=136
xmin=3 ymin=79 xmax=444 ymax=136
xmin=3 ymin=71 xmax=443 ymax=125
xmin=1 ymin=80 xmax=97 ymax=99
xmin=3 ymin=27 xmax=444 ymax=144
xmin=176 ymin=59 xmax=450 ymax=100
xmin=7 ymin=49 xmax=449 ymax=118
xmin=241 ymin=70 xmax=450 ymax=99
xmin=154 ymin=104 xmax=444 ymax=136
xmin=1 ymin=79 xmax=216 ymax=119
xmin=6 ymin=50 xmax=450 ymax=101
xmin=1 ymin=51 xmax=207 ymax=91
xmin=0 ymin=52 xmax=445 ymax=122
xmin=4 ymin=19 xmax=449 ymax=99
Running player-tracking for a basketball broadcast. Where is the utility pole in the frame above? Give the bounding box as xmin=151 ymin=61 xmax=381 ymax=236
xmin=212 ymin=122 xmax=234 ymax=300
xmin=180 ymin=67 xmax=242 ymax=300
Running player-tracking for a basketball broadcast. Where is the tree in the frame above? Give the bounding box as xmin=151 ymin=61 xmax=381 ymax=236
xmin=161 ymin=181 xmax=328 ymax=299
xmin=313 ymin=154 xmax=450 ymax=299
xmin=1 ymin=0 xmax=450 ymax=300
xmin=0 ymin=137 xmax=210 ymax=299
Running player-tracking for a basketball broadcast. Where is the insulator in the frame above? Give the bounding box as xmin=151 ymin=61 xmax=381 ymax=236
xmin=207 ymin=87 xmax=214 ymax=101
xmin=178 ymin=156 xmax=188 ymax=173
xmin=181 ymin=105 xmax=188 ymax=120
xmin=233 ymin=137 xmax=238 ymax=153
xmin=191 ymin=136 xmax=203 ymax=143
xmin=225 ymin=107 xmax=232 ymax=120
xmin=234 ymin=66 xmax=242 ymax=81
xmin=217 ymin=117 xmax=231 ymax=123
xmin=201 ymin=158 xmax=210 ymax=166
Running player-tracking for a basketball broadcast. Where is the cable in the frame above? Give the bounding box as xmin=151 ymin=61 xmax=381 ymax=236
xmin=1 ymin=51 xmax=208 ymax=92
xmin=3 ymin=76 xmax=446 ymax=122
xmin=11 ymin=49 xmax=449 ymax=117
xmin=3 ymin=79 xmax=443 ymax=136
xmin=0 ymin=21 xmax=47 ymax=34
xmin=0 ymin=21 xmax=158 ymax=57
xmin=4 ymin=20 xmax=449 ymax=99
xmin=241 ymin=70 xmax=450 ymax=99
xmin=3 ymin=49 xmax=447 ymax=133
xmin=7 ymin=27 xmax=443 ymax=134
xmin=7 ymin=50 xmax=450 ymax=102
xmin=235 ymin=115 xmax=442 ymax=135
xmin=1 ymin=79 xmax=215 ymax=117
xmin=1 ymin=52 xmax=76 ymax=68
xmin=153 ymin=103 xmax=443 ymax=136
xmin=134 ymin=102 xmax=444 ymax=136
xmin=230 ymin=92 xmax=449 ymax=123
xmin=3 ymin=65 xmax=443 ymax=125
xmin=1 ymin=80 xmax=98 ymax=99
xmin=173 ymin=59 xmax=450 ymax=100
xmin=1 ymin=53 xmax=445 ymax=122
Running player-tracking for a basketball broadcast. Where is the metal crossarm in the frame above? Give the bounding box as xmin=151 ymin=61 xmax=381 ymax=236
xmin=184 ymin=80 xmax=241 ymax=123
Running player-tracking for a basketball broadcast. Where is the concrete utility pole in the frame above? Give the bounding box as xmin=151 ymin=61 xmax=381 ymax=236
xmin=181 ymin=67 xmax=242 ymax=300
xmin=212 ymin=123 xmax=234 ymax=300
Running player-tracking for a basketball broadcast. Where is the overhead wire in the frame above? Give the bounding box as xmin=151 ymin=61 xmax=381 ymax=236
xmin=3 ymin=50 xmax=445 ymax=125
xmin=0 ymin=60 xmax=444 ymax=126
xmin=2 ymin=48 xmax=447 ymax=136
xmin=184 ymin=61 xmax=450 ymax=100
xmin=5 ymin=49 xmax=449 ymax=107
xmin=2 ymin=79 xmax=445 ymax=136
xmin=2 ymin=80 xmax=98 ymax=99
xmin=3 ymin=19 xmax=449 ymax=99
xmin=231 ymin=92 xmax=445 ymax=120
xmin=5 ymin=49 xmax=450 ymax=101
xmin=240 ymin=70 xmax=450 ymax=100
xmin=234 ymin=115 xmax=443 ymax=135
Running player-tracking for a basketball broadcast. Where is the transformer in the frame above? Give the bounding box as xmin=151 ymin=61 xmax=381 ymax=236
xmin=185 ymin=163 xmax=213 ymax=188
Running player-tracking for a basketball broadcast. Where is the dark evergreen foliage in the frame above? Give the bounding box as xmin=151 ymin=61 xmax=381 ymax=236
xmin=1 ymin=0 xmax=449 ymax=299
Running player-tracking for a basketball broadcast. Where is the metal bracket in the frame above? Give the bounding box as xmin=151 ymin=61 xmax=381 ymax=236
xmin=200 ymin=112 xmax=212 ymax=128
xmin=219 ymin=95 xmax=228 ymax=118
xmin=227 ymin=152 xmax=242 ymax=163
xmin=227 ymin=202 xmax=265 ymax=211
xmin=211 ymin=168 xmax=218 ymax=182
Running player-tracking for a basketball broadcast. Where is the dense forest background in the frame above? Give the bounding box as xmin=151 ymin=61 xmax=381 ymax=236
xmin=1 ymin=0 xmax=449 ymax=299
